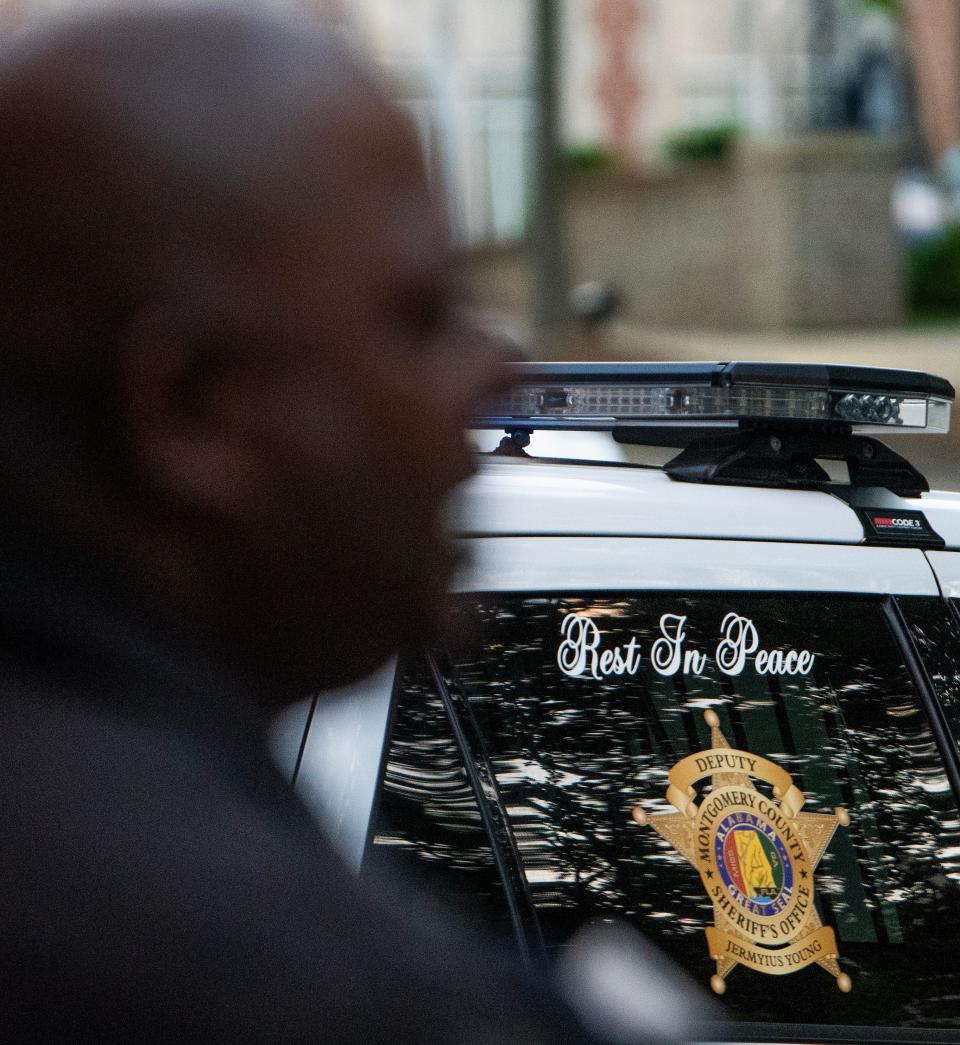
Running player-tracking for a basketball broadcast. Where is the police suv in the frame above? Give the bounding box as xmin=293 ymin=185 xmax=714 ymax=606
xmin=275 ymin=362 xmax=960 ymax=1044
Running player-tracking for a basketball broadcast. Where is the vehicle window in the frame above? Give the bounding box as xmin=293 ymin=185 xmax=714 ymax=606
xmin=439 ymin=593 xmax=960 ymax=1031
xmin=900 ymin=596 xmax=960 ymax=753
xmin=910 ymin=597 xmax=960 ymax=752
xmin=363 ymin=657 xmax=513 ymax=941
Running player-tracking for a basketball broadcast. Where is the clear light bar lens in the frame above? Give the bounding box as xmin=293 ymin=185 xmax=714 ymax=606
xmin=502 ymin=383 xmax=830 ymax=420
xmin=492 ymin=383 xmax=949 ymax=432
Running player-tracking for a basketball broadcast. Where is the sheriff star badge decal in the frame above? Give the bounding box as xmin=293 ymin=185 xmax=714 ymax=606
xmin=632 ymin=709 xmax=852 ymax=995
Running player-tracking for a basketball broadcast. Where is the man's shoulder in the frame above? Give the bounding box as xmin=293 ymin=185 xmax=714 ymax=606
xmin=0 ymin=666 xmax=314 ymax=870
xmin=0 ymin=671 xmax=343 ymax=1035
xmin=0 ymin=671 xmax=595 ymax=1045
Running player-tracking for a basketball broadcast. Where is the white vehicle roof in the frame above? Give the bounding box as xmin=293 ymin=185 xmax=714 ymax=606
xmin=457 ymin=455 xmax=960 ymax=550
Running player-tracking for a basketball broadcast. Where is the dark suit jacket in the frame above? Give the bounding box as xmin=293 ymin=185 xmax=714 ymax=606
xmin=0 ymin=529 xmax=600 ymax=1043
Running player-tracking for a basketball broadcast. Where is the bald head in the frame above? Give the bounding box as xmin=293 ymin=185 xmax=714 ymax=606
xmin=0 ymin=3 xmax=399 ymax=382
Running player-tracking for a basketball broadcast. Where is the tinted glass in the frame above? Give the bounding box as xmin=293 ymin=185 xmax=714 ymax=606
xmin=914 ymin=597 xmax=960 ymax=750
xmin=441 ymin=593 xmax=960 ymax=1031
xmin=364 ymin=658 xmax=513 ymax=940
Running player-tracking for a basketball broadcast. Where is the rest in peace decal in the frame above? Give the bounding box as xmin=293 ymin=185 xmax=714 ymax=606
xmin=557 ymin=611 xmax=815 ymax=681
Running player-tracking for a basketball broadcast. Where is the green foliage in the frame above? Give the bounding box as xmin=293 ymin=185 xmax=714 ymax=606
xmin=858 ymin=0 xmax=900 ymax=15
xmin=562 ymin=143 xmax=619 ymax=174
xmin=663 ymin=123 xmax=739 ymax=165
xmin=909 ymin=223 xmax=960 ymax=317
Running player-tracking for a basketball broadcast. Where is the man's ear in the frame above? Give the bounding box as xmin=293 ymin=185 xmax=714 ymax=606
xmin=118 ymin=303 xmax=258 ymax=520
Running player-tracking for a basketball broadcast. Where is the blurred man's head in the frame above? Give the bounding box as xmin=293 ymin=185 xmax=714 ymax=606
xmin=0 ymin=4 xmax=505 ymax=693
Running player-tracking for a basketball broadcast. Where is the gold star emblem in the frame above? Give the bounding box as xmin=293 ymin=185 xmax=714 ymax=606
xmin=632 ymin=709 xmax=852 ymax=995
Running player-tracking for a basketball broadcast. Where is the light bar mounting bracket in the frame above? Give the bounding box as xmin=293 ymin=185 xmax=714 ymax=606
xmin=644 ymin=424 xmax=929 ymax=498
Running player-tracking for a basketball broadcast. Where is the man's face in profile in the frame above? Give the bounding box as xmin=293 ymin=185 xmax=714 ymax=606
xmin=213 ymin=94 xmax=503 ymax=691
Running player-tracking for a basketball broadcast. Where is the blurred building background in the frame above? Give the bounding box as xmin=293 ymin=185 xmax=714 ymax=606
xmin=348 ymin=0 xmax=908 ymax=241
xmin=3 ymin=0 xmax=960 ymax=484
xmin=335 ymin=1 xmax=931 ymax=335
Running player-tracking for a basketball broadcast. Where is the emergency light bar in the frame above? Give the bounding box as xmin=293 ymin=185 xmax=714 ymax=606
xmin=476 ymin=362 xmax=954 ymax=436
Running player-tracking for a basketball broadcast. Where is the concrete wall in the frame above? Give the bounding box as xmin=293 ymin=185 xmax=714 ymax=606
xmin=469 ymin=134 xmax=905 ymax=332
xmin=734 ymin=135 xmax=905 ymax=329
xmin=567 ymin=163 xmax=748 ymax=328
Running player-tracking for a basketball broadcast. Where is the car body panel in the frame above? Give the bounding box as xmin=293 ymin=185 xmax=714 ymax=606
xmin=926 ymin=549 xmax=960 ymax=597
xmin=455 ymin=458 xmax=867 ymax=543
xmin=454 ymin=536 xmax=940 ymax=595
xmin=295 ymin=658 xmax=396 ymax=870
